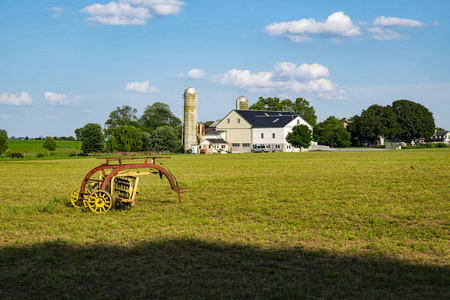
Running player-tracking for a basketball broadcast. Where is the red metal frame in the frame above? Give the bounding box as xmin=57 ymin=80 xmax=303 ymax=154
xmin=78 ymin=157 xmax=186 ymax=202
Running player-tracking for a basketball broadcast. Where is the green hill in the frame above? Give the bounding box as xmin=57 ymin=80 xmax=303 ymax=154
xmin=2 ymin=140 xmax=81 ymax=159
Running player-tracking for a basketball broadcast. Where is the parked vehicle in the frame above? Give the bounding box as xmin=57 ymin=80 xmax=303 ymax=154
xmin=251 ymin=145 xmax=269 ymax=153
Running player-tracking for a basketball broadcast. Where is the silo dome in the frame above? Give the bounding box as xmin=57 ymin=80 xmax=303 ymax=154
xmin=184 ymin=87 xmax=196 ymax=94
xmin=236 ymin=95 xmax=249 ymax=110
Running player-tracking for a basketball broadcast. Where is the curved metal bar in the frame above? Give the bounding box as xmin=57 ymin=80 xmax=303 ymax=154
xmin=100 ymin=163 xmax=184 ymax=202
xmin=78 ymin=164 xmax=119 ymax=198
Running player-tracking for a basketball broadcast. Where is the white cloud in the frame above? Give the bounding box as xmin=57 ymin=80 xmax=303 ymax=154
xmin=44 ymin=92 xmax=70 ymax=105
xmin=125 ymin=81 xmax=160 ymax=93
xmin=187 ymin=69 xmax=206 ymax=79
xmin=265 ymin=12 xmax=360 ymax=43
xmin=216 ymin=62 xmax=343 ymax=97
xmin=72 ymin=97 xmax=85 ymax=106
xmin=48 ymin=7 xmax=64 ymax=18
xmin=274 ymin=62 xmax=329 ymax=79
xmin=369 ymin=16 xmax=438 ymax=40
xmin=122 ymin=0 xmax=184 ymax=15
xmin=81 ymin=0 xmax=184 ymax=26
xmin=81 ymin=2 xmax=150 ymax=25
xmin=218 ymin=69 xmax=278 ymax=92
xmin=367 ymin=27 xmax=403 ymax=40
xmin=318 ymin=89 xmax=347 ymax=100
xmin=373 ymin=16 xmax=424 ymax=27
xmin=0 ymin=92 xmax=33 ymax=105
xmin=1 ymin=114 xmax=13 ymax=119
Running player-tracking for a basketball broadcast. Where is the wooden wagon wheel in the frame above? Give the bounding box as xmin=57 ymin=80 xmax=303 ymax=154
xmin=87 ymin=190 xmax=114 ymax=214
xmin=70 ymin=187 xmax=91 ymax=208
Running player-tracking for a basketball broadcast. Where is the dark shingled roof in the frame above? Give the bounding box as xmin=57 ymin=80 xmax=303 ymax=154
xmin=234 ymin=110 xmax=299 ymax=128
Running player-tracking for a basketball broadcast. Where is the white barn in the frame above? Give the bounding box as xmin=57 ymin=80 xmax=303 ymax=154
xmin=215 ymin=109 xmax=313 ymax=153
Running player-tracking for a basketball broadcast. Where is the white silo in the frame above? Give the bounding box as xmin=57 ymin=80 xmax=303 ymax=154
xmin=236 ymin=95 xmax=249 ymax=110
xmin=183 ymin=87 xmax=198 ymax=153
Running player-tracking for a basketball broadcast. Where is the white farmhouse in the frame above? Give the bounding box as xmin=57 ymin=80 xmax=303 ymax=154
xmin=215 ymin=109 xmax=313 ymax=153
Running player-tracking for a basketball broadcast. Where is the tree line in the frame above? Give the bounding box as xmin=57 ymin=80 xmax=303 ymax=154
xmin=0 ymin=97 xmax=442 ymax=156
xmin=250 ymin=97 xmax=438 ymax=149
xmin=76 ymin=102 xmax=182 ymax=154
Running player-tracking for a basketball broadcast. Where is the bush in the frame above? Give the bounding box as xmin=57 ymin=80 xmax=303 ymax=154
xmin=436 ymin=143 xmax=448 ymax=148
xmin=37 ymin=153 xmax=44 ymax=158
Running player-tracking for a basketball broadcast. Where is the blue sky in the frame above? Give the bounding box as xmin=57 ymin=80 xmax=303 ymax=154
xmin=1 ymin=0 xmax=449 ymax=138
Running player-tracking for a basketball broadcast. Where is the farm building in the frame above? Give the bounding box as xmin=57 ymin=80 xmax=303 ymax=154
xmin=182 ymin=88 xmax=314 ymax=153
xmin=214 ymin=109 xmax=313 ymax=153
xmin=427 ymin=130 xmax=450 ymax=144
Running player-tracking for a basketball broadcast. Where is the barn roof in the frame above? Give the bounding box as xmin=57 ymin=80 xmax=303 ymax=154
xmin=234 ymin=110 xmax=299 ymax=128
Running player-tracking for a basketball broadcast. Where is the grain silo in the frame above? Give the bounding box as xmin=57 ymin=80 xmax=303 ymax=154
xmin=183 ymin=87 xmax=198 ymax=152
xmin=236 ymin=95 xmax=249 ymax=110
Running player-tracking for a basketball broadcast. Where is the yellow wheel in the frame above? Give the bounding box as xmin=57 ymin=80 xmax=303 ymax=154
xmin=87 ymin=190 xmax=113 ymax=214
xmin=70 ymin=188 xmax=91 ymax=208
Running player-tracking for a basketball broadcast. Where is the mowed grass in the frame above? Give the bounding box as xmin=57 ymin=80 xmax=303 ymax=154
xmin=0 ymin=150 xmax=449 ymax=299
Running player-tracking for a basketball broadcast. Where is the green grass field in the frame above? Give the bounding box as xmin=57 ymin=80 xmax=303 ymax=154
xmin=0 ymin=150 xmax=449 ymax=299
xmin=2 ymin=140 xmax=81 ymax=159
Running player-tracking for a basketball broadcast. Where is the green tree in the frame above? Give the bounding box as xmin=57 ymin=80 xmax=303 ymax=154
xmin=141 ymin=131 xmax=151 ymax=151
xmin=74 ymin=128 xmax=82 ymax=140
xmin=0 ymin=133 xmax=7 ymax=155
xmin=149 ymin=126 xmax=181 ymax=152
xmin=109 ymin=125 xmax=143 ymax=152
xmin=286 ymin=125 xmax=312 ymax=150
xmin=249 ymin=97 xmax=285 ymax=111
xmin=0 ymin=129 xmax=7 ymax=139
xmin=249 ymin=97 xmax=317 ymax=126
xmin=392 ymin=99 xmax=435 ymax=142
xmin=105 ymin=105 xmax=138 ymax=135
xmin=314 ymin=116 xmax=351 ymax=148
xmin=80 ymin=123 xmax=105 ymax=153
xmin=43 ymin=137 xmax=57 ymax=153
xmin=348 ymin=105 xmax=400 ymax=145
xmin=139 ymin=102 xmax=181 ymax=133
xmin=284 ymin=98 xmax=317 ymax=126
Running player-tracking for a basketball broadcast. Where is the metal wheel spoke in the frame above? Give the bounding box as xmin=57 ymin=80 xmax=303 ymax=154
xmin=87 ymin=190 xmax=113 ymax=214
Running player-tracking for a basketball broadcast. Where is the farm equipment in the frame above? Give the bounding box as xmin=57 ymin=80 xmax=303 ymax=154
xmin=70 ymin=156 xmax=186 ymax=213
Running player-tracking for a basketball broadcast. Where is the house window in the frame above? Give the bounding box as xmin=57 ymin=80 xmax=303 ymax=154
xmin=242 ymin=143 xmax=250 ymax=147
xmin=237 ymin=118 xmax=240 ymax=124
xmin=275 ymin=144 xmax=281 ymax=149
xmin=221 ymin=145 xmax=225 ymax=149
xmin=267 ymin=145 xmax=270 ymax=148
xmin=261 ymin=133 xmax=264 ymax=138
xmin=227 ymin=118 xmax=230 ymax=124
xmin=232 ymin=143 xmax=240 ymax=147
xmin=272 ymin=133 xmax=275 ymax=138
xmin=297 ymin=120 xmax=300 ymax=125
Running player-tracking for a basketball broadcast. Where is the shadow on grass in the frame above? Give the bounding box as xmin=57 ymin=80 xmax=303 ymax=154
xmin=0 ymin=239 xmax=448 ymax=299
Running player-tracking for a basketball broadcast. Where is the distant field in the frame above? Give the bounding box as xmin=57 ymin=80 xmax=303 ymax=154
xmin=2 ymin=140 xmax=81 ymax=159
xmin=0 ymin=150 xmax=449 ymax=299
